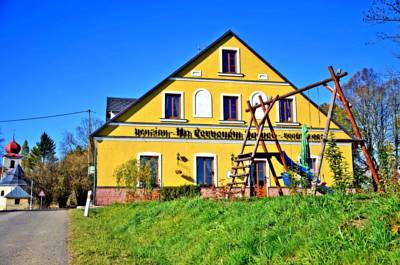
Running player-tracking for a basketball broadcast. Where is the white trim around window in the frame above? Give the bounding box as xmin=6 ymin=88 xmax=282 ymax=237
xmin=193 ymin=153 xmax=218 ymax=186
xmin=249 ymin=91 xmax=268 ymax=120
xmin=193 ymin=88 xmax=212 ymax=118
xmin=276 ymin=96 xmax=297 ymax=123
xmin=220 ymin=93 xmax=242 ymax=122
xmin=162 ymin=91 xmax=184 ymax=120
xmin=137 ymin=152 xmax=162 ymax=187
xmin=219 ymin=47 xmax=241 ymax=74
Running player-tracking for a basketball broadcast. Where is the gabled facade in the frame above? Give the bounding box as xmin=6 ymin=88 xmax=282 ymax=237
xmin=92 ymin=30 xmax=353 ymax=205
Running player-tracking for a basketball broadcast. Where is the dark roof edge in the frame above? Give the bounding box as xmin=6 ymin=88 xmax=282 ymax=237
xmin=91 ymin=30 xmax=236 ymax=137
xmin=106 ymin=96 xmax=137 ymax=100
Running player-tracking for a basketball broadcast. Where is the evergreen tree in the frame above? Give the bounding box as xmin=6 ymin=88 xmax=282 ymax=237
xmin=325 ymin=133 xmax=352 ymax=192
xmin=21 ymin=140 xmax=29 ymax=156
xmin=27 ymin=146 xmax=41 ymax=168
xmin=36 ymin=132 xmax=57 ymax=163
xmin=21 ymin=140 xmax=30 ymax=171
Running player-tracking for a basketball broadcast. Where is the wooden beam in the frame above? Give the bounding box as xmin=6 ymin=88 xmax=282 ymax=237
xmin=246 ymin=71 xmax=348 ymax=112
xmin=312 ymin=78 xmax=337 ymax=195
xmin=246 ymin=98 xmax=283 ymax=196
xmin=328 ymin=66 xmax=382 ymax=191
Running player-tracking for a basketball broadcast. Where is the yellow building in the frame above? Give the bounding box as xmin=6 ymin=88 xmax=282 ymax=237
xmin=91 ymin=30 xmax=353 ymax=205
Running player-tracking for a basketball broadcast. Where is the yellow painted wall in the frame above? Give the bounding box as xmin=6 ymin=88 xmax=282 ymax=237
xmin=94 ymin=32 xmax=354 ymax=191
xmin=110 ymin=80 xmax=342 ymax=131
xmin=95 ymin=139 xmax=353 ymax=187
xmin=177 ymin=35 xmax=285 ymax=81
xmin=5 ymin=198 xmax=29 ymax=210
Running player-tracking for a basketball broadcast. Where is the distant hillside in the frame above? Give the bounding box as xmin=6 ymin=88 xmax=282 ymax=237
xmin=70 ymin=194 xmax=400 ymax=265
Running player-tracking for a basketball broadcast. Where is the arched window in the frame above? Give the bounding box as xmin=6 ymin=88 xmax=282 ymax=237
xmin=194 ymin=89 xmax=212 ymax=118
xmin=10 ymin=160 xmax=15 ymax=169
xmin=250 ymin=92 xmax=267 ymax=119
xmin=1 ymin=191 xmax=4 ymax=196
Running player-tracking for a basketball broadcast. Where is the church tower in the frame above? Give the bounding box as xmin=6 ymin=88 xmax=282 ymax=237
xmin=1 ymin=139 xmax=22 ymax=177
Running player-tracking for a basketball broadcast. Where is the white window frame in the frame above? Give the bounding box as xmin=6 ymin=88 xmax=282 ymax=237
xmin=219 ymin=47 xmax=242 ymax=76
xmin=249 ymin=91 xmax=267 ymax=120
xmin=276 ymin=96 xmax=298 ymax=125
xmin=193 ymin=153 xmax=218 ymax=186
xmin=161 ymin=91 xmax=185 ymax=122
xmin=137 ymin=152 xmax=162 ymax=187
xmin=220 ymin=93 xmax=243 ymax=123
xmin=193 ymin=88 xmax=212 ymax=118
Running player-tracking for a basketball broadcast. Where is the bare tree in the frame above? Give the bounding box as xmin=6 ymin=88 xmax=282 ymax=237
xmin=342 ymin=68 xmax=399 ymax=185
xmin=384 ymin=71 xmax=400 ymax=181
xmin=60 ymin=117 xmax=102 ymax=155
xmin=364 ymin=0 xmax=400 ymax=44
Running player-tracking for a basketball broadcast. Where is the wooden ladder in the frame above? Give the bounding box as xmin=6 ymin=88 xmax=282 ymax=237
xmin=226 ymin=96 xmax=283 ymax=198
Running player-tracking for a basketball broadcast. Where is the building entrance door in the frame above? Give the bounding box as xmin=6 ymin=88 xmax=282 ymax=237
xmin=251 ymin=160 xmax=268 ymax=197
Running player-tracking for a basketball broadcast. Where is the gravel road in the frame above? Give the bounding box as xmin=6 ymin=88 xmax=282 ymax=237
xmin=0 ymin=210 xmax=69 ymax=265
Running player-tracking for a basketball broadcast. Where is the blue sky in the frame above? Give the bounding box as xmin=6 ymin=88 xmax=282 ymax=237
xmin=1 ymin=0 xmax=399 ymax=155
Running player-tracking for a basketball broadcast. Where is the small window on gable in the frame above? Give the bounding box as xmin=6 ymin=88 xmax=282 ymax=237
xmin=221 ymin=49 xmax=239 ymax=74
xmin=1 ymin=190 xmax=4 ymax=196
xmin=223 ymin=96 xmax=239 ymax=120
xmin=10 ymin=160 xmax=15 ymax=169
xmin=250 ymin=92 xmax=267 ymax=120
xmin=279 ymin=98 xmax=294 ymax=123
xmin=194 ymin=89 xmax=212 ymax=117
xmin=164 ymin=93 xmax=182 ymax=119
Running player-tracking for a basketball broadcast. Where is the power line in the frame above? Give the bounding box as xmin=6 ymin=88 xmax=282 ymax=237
xmin=0 ymin=110 xmax=94 ymax=123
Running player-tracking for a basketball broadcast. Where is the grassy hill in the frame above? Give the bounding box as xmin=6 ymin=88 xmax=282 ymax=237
xmin=70 ymin=194 xmax=400 ymax=265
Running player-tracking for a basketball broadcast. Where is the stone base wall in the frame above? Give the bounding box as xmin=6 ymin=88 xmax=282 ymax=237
xmin=95 ymin=186 xmax=297 ymax=205
xmin=95 ymin=187 xmax=161 ymax=206
xmin=95 ymin=187 xmax=127 ymax=206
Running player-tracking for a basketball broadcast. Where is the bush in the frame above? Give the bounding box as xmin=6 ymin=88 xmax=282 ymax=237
xmin=159 ymin=185 xmax=201 ymax=201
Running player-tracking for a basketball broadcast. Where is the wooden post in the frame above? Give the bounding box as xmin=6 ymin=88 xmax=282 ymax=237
xmin=328 ymin=66 xmax=381 ymax=191
xmin=246 ymin=99 xmax=283 ymax=196
xmin=311 ymin=83 xmax=337 ymax=195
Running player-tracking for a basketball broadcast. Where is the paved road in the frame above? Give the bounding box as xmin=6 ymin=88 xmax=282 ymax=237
xmin=0 ymin=210 xmax=69 ymax=265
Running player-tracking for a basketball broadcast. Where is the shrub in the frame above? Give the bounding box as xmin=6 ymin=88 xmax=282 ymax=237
xmin=325 ymin=133 xmax=352 ymax=192
xmin=114 ymin=158 xmax=152 ymax=197
xmin=159 ymin=185 xmax=201 ymax=201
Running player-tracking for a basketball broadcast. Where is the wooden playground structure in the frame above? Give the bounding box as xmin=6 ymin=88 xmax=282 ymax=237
xmin=226 ymin=66 xmax=381 ymax=197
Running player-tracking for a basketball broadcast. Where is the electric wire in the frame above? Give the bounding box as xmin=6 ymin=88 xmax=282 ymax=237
xmin=0 ymin=110 xmax=93 ymax=123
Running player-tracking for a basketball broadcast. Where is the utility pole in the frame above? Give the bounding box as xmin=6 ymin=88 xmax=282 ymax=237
xmin=87 ymin=109 xmax=95 ymax=204
xmin=88 ymin=109 xmax=91 ymax=166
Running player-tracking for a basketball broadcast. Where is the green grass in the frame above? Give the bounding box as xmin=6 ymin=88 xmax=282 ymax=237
xmin=70 ymin=194 xmax=400 ymax=265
